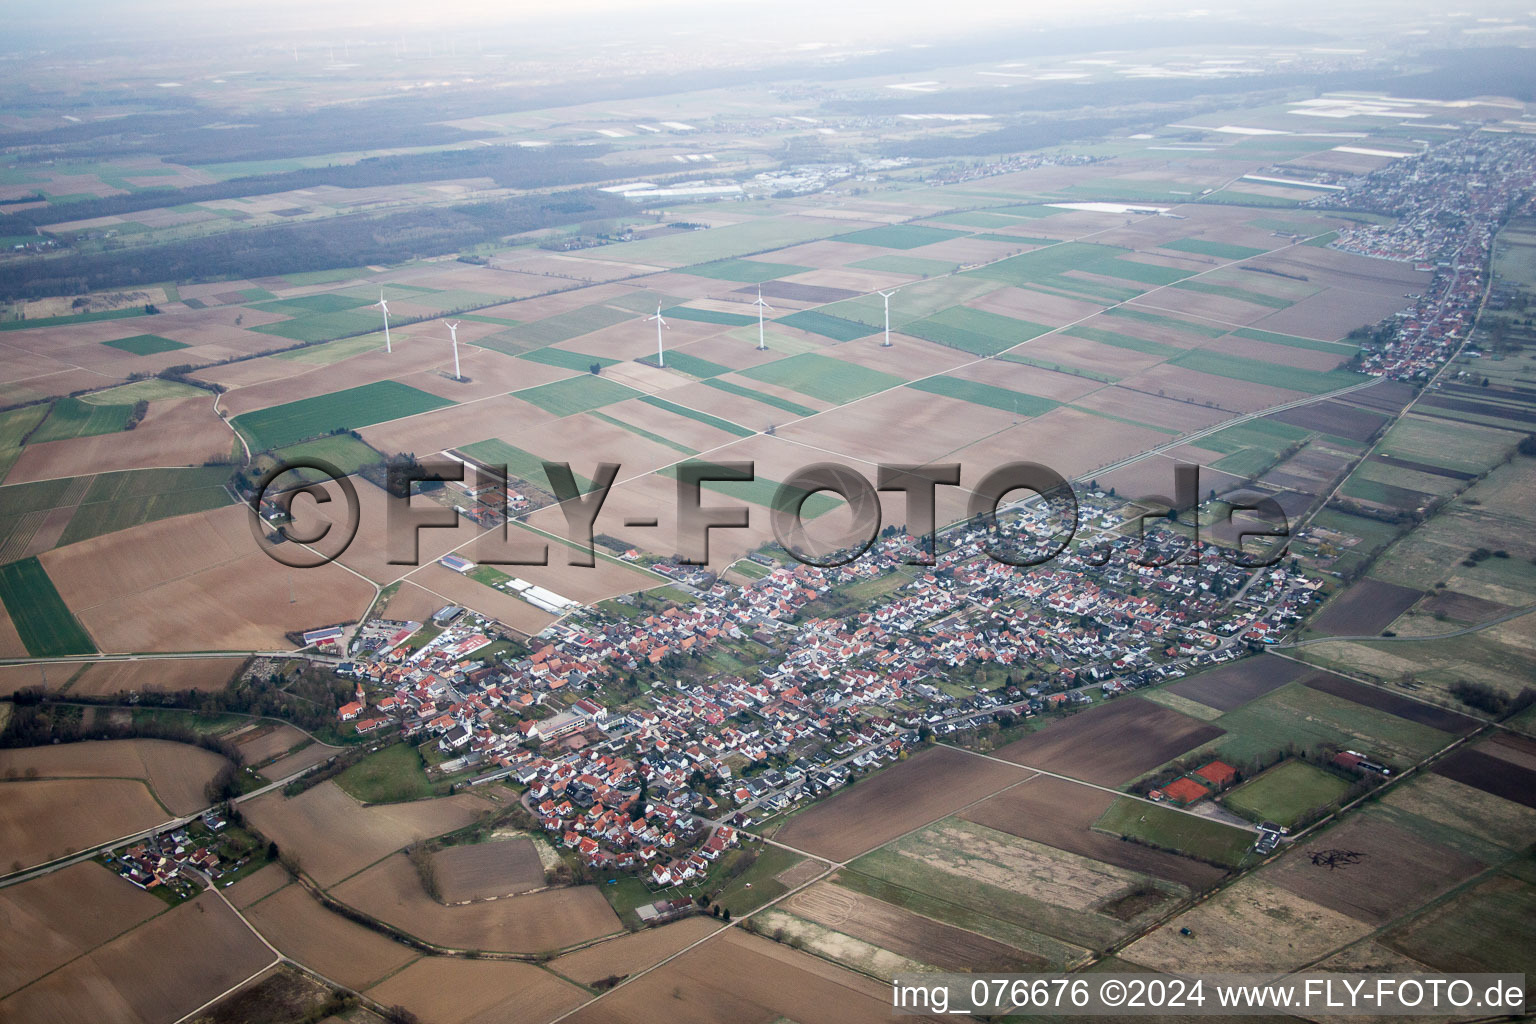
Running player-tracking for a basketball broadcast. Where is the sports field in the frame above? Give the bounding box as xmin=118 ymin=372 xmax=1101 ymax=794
xmin=0 ymin=556 xmax=96 ymax=655
xmin=1222 ymin=759 xmax=1352 ymax=827
xmin=231 ymin=380 xmax=454 ymax=451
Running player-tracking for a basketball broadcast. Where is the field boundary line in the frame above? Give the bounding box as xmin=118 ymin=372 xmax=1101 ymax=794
xmin=939 ymin=741 xmax=1259 ymax=833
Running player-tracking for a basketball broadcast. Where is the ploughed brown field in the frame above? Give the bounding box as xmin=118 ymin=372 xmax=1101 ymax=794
xmin=0 ymin=737 xmax=227 ymax=815
xmin=991 ymin=697 xmax=1224 ymax=786
xmin=1433 ymin=734 xmax=1536 ymax=810
xmin=243 ymin=883 xmax=417 ymax=991
xmin=787 ymin=880 xmax=1038 ymax=972
xmin=960 ymin=774 xmax=1227 ymax=890
xmin=548 ymin=917 xmax=724 ymax=987
xmin=1310 ymin=577 xmax=1424 ymax=636
xmin=1299 ymin=671 xmax=1478 ymax=733
xmin=331 ymin=852 xmax=622 ymax=953
xmin=559 ymin=928 xmax=941 ymax=1024
xmin=0 ymin=891 xmax=271 ymax=1023
xmin=773 ymin=744 xmax=1031 ymax=862
xmin=364 ymin=956 xmax=590 ymax=1024
xmin=241 ymin=781 xmax=494 ymax=887
xmin=433 ymin=836 xmax=547 ymax=903
xmin=1165 ymin=656 xmax=1311 ymax=711
xmin=0 ymin=862 xmax=164 ymax=997
xmin=1267 ymin=816 xmax=1486 ymax=926
xmin=39 ymin=504 xmax=374 ymax=652
xmin=0 ymin=778 xmax=166 ymax=871
xmin=223 ymin=862 xmax=289 ymax=909
xmin=63 ymin=657 xmax=244 ymax=697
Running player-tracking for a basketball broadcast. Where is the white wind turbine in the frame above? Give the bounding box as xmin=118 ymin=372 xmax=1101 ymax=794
xmin=374 ymin=289 xmax=392 ymax=353
xmin=646 ymin=303 xmax=669 ymax=367
xmin=445 ymin=320 xmax=462 ymax=380
xmin=751 ymin=286 xmax=773 ymax=351
xmin=877 ymin=289 xmax=898 ymax=348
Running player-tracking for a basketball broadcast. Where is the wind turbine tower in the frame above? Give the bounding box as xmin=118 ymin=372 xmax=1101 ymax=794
xmin=752 ymin=286 xmax=773 ymax=351
xmin=446 ymin=321 xmax=462 ymax=380
xmin=646 ymin=304 xmax=669 ymax=367
xmin=877 ymin=289 xmax=897 ymax=348
xmin=374 ymin=289 xmax=392 ymax=353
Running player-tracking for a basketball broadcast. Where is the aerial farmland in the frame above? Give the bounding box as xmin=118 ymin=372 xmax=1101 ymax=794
xmin=2 ymin=2 xmax=1536 ymax=1022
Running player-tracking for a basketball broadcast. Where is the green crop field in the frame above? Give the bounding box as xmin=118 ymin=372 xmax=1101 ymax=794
xmin=637 ymin=395 xmax=753 ymax=437
xmin=822 ymin=275 xmax=1003 ymax=328
xmin=774 ymin=309 xmax=876 ymax=342
xmin=490 ymin=305 xmax=633 ymax=350
xmin=460 ymin=438 xmax=570 ymax=491
xmin=1089 ymin=258 xmax=1194 ymax=287
xmin=1164 ymin=238 xmax=1268 ymax=261
xmin=907 ymin=376 xmax=1061 ymax=417
xmin=1377 ymin=414 xmax=1518 ymax=474
xmin=702 ymin=379 xmax=816 ymax=418
xmin=247 ymin=309 xmax=382 ymax=343
xmin=335 ymin=742 xmax=440 ymax=803
xmin=1197 ymin=418 xmax=1311 ymax=455
xmin=1230 ymin=327 xmax=1355 ymax=355
xmin=904 ymin=305 xmax=1051 ymax=356
xmin=661 ymin=306 xmax=758 ymax=327
xmin=102 ymin=333 xmax=189 ymax=356
xmin=850 ymin=254 xmax=960 ymax=277
xmin=1205 ymin=682 xmax=1454 ymax=769
xmin=0 ymin=556 xmax=95 ymax=656
xmin=0 ymin=307 xmax=147 ymax=332
xmin=649 ymin=351 xmax=730 ymax=378
xmin=739 ymin=352 xmax=904 ymax=404
xmin=1028 ymin=275 xmax=1144 ymax=304
xmin=79 ymin=379 xmax=206 ymax=405
xmin=683 ymin=258 xmax=812 ymax=283
xmin=1171 ymin=280 xmax=1294 ymax=310
xmin=0 ymin=405 xmax=48 ymax=449
xmin=1094 ymin=797 xmax=1253 ymax=867
xmin=1102 ymin=306 xmax=1228 ymax=338
xmin=931 ymin=210 xmax=1032 ymax=229
xmin=1065 ymin=326 xmax=1180 ymax=357
xmin=231 ymin=380 xmax=453 ymax=451
xmin=588 ymin=412 xmax=697 ymax=456
xmin=250 ymin=293 xmax=375 ymax=316
xmin=29 ymin=397 xmax=132 ymax=444
xmin=58 ymin=466 xmax=234 ymax=546
xmin=1222 ymin=759 xmax=1352 ymax=827
xmin=594 ymin=217 xmax=845 ymax=266
xmin=518 ymin=347 xmax=617 ymax=371
xmin=659 ymin=462 xmax=841 ymax=519
xmin=1171 ymin=349 xmax=1364 ymax=394
xmin=835 ymin=224 xmax=968 ymax=249
xmin=966 ymin=241 xmax=1130 ymax=287
xmin=267 ymin=434 xmax=383 ymax=475
xmin=515 ymin=375 xmax=640 ymax=417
